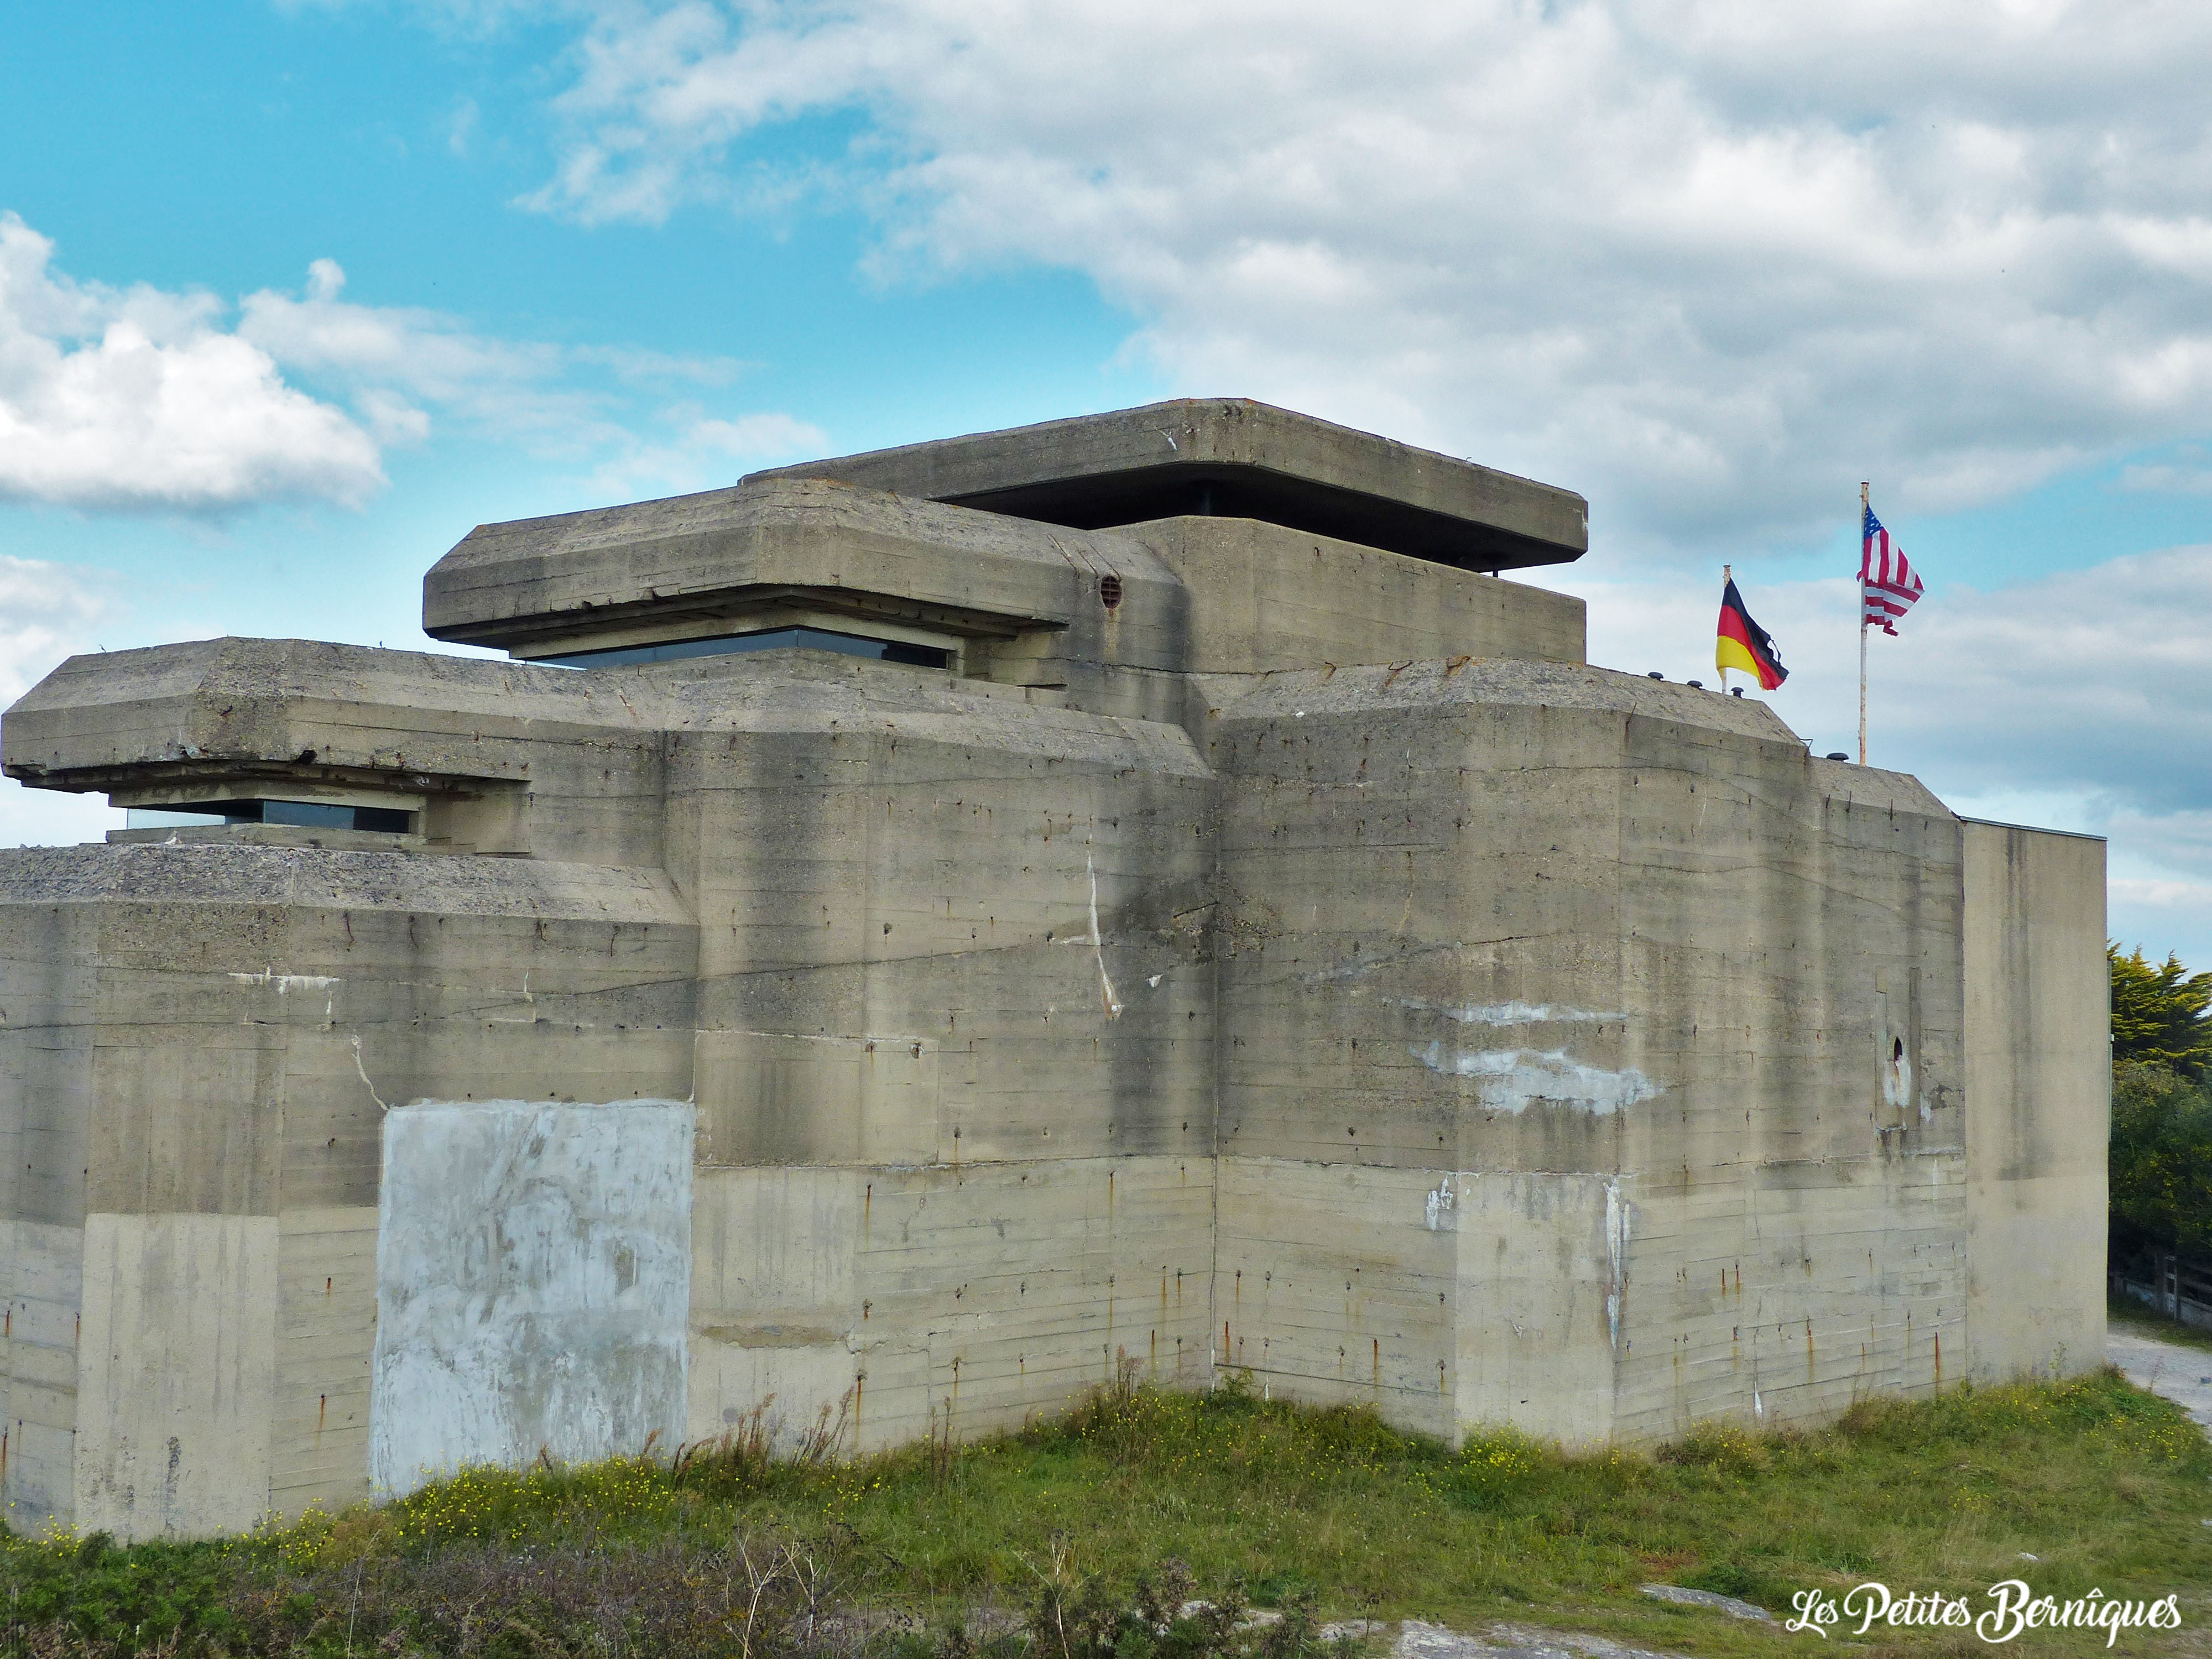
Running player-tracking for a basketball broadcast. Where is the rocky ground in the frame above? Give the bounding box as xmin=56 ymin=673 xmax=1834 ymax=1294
xmin=1390 ymin=1620 xmax=1704 ymax=1659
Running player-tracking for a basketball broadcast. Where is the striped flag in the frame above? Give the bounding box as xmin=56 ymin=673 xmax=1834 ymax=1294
xmin=1860 ymin=505 xmax=1923 ymax=634
xmin=1716 ymin=576 xmax=1788 ymax=690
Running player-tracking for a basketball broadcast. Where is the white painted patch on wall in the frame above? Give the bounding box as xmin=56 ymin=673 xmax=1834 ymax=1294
xmin=1409 ymin=1042 xmax=1660 ymax=1114
xmin=1424 ymin=1178 xmax=1457 ymax=1232
xmin=227 ymin=968 xmax=338 ymax=994
xmin=369 ymin=1099 xmax=693 ymax=1499
xmin=1882 ymin=1045 xmax=1914 ymax=1114
xmin=1391 ymin=998 xmax=1624 ymax=1026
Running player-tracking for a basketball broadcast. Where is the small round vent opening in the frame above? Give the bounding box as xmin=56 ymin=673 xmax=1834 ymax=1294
xmin=1099 ymin=573 xmax=1123 ymax=610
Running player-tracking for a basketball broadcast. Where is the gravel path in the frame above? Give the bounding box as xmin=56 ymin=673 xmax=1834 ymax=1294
xmin=2107 ymin=1325 xmax=2212 ymax=1430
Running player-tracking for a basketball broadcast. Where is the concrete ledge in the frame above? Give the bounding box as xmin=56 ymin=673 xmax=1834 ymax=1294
xmin=424 ymin=477 xmax=1172 ymax=651
xmin=0 ymin=841 xmax=697 ymax=920
xmin=107 ymin=825 xmax=433 ymax=853
xmin=1207 ymin=655 xmax=1799 ymax=736
xmin=3 ymin=636 xmax=1211 ymax=796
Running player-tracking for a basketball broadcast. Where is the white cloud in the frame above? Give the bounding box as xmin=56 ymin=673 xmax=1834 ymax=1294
xmin=0 ymin=556 xmax=122 ymax=846
xmin=0 ymin=215 xmax=384 ymax=512
xmin=2120 ymin=445 xmax=2212 ymax=493
xmin=1566 ymin=544 xmax=2212 ymax=963
xmin=586 ymin=406 xmax=828 ymax=497
xmin=1574 ymin=546 xmax=2212 ymax=804
xmin=0 ymin=215 xmax=820 ymax=513
xmin=0 ymin=776 xmax=121 ymax=849
xmin=236 ymin=257 xmax=594 ymax=447
xmin=0 ymin=554 xmax=108 ymax=704
xmin=518 ymin=0 xmax=2212 ymax=549
xmin=237 ymin=258 xmax=791 ymax=468
xmin=2110 ymin=873 xmax=2212 ymax=968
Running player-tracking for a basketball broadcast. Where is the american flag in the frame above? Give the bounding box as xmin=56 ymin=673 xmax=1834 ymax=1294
xmin=1860 ymin=505 xmax=1923 ymax=634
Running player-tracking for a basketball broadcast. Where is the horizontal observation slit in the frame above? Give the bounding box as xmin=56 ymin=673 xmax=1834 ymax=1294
xmin=534 ymin=626 xmax=953 ymax=670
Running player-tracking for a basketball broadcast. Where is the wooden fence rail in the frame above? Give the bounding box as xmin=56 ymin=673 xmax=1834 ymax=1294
xmin=2111 ymin=1248 xmax=2212 ymax=1332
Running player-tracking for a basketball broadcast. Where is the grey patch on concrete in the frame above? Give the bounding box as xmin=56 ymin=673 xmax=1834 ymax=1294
xmin=76 ymin=1214 xmax=278 ymax=1541
xmin=2106 ymin=1328 xmax=2212 ymax=1430
xmin=1637 ymin=1585 xmax=1772 ymax=1620
xmin=370 ymin=1099 xmax=693 ymax=1498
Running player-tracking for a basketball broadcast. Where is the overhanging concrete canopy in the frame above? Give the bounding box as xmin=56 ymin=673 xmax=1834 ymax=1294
xmin=750 ymin=398 xmax=1590 ymax=572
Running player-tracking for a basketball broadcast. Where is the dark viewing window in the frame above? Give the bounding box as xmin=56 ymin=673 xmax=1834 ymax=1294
xmin=125 ymin=801 xmax=415 ymax=833
xmin=533 ymin=627 xmax=953 ymax=671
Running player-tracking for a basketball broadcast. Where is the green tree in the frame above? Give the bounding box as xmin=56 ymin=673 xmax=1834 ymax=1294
xmin=2109 ymin=943 xmax=2212 ymax=1079
xmin=2109 ymin=1061 xmax=2212 ymax=1258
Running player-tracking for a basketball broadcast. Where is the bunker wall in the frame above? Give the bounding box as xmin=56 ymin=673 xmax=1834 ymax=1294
xmin=667 ymin=709 xmax=1223 ymax=1451
xmin=0 ymin=847 xmax=700 ymax=1538
xmin=1130 ymin=517 xmax=1585 ymax=674
xmin=1961 ymin=820 xmax=2109 ymax=1380
xmin=1204 ymin=661 xmax=1971 ymax=1444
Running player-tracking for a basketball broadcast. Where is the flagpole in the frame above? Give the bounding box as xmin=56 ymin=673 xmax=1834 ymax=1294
xmin=1857 ymin=482 xmax=1869 ymax=766
xmin=1719 ymin=564 xmax=1730 ymax=692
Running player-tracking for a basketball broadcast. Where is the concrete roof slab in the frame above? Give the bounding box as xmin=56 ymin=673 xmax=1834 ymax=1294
xmin=750 ymin=398 xmax=1589 ymax=571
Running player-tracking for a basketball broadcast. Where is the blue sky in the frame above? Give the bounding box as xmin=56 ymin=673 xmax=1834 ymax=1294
xmin=4 ymin=1 xmax=2210 ymax=966
xmin=0 ymin=3 xmax=1160 ymax=646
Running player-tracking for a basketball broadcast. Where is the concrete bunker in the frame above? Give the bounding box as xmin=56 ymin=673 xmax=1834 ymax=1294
xmin=0 ymin=398 xmax=2107 ymax=1539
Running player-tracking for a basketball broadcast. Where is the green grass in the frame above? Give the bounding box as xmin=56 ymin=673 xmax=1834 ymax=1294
xmin=2109 ymin=1292 xmax=2212 ymax=1355
xmin=5 ymin=1367 xmax=2209 ymax=1657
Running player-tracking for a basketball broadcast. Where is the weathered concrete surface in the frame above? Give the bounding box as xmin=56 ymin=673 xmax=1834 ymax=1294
xmin=371 ymin=1100 xmax=694 ymax=1498
xmin=0 ymin=399 xmax=2106 ymax=1536
xmin=76 ymin=1213 xmax=279 ymax=1540
xmin=690 ymin=1157 xmax=1215 ymax=1454
xmin=1962 ymin=821 xmax=2109 ymax=1380
xmin=0 ymin=1222 xmax=84 ymax=1533
xmin=275 ymin=1207 xmax=378 ymax=1520
xmin=1129 ymin=516 xmax=1581 ymax=674
xmin=1215 ymin=1161 xmax=1622 ymax=1446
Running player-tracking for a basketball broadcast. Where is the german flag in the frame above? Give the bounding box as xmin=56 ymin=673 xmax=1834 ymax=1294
xmin=1715 ymin=576 xmax=1787 ymax=691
